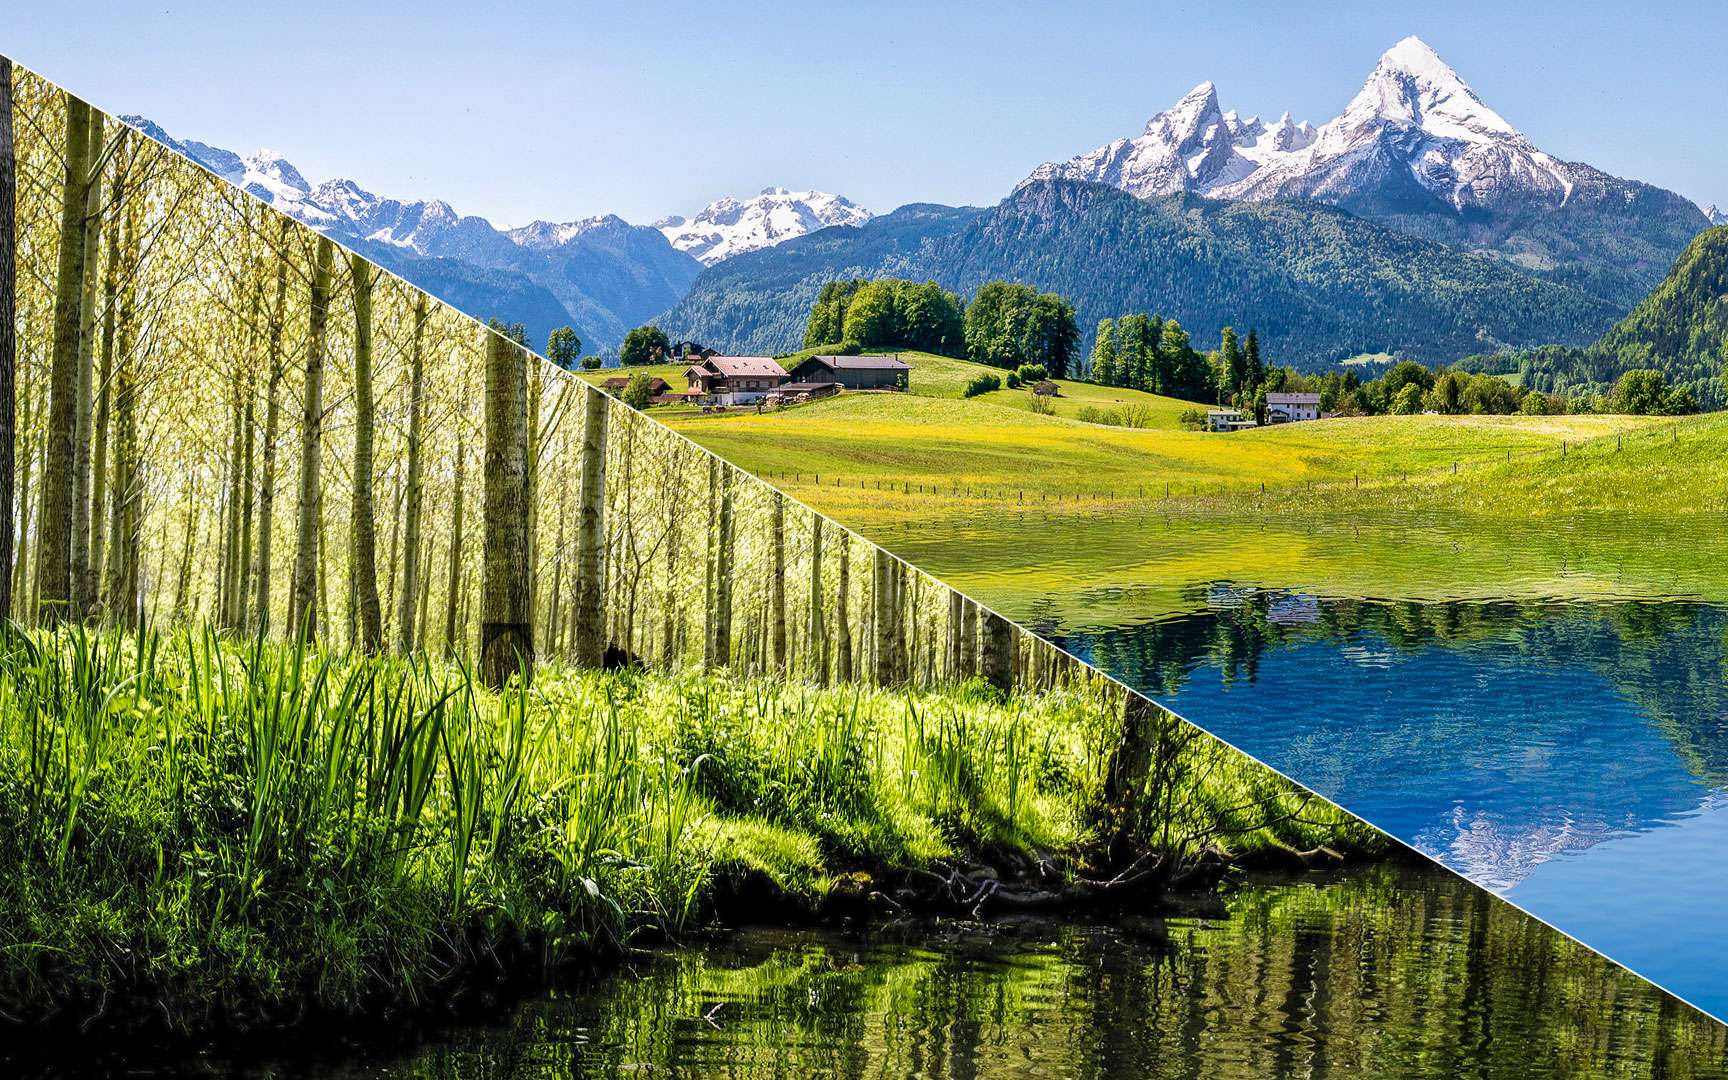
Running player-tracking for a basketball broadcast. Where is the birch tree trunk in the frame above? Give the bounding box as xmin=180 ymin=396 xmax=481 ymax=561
xmin=289 ymin=235 xmax=334 ymax=638
xmin=479 ymin=328 xmax=532 ymax=687
xmin=349 ymin=254 xmax=382 ymax=651
xmin=37 ymin=94 xmax=94 ymax=623
xmin=571 ymin=384 xmax=609 ymax=668
xmin=395 ymin=293 xmax=427 ymax=652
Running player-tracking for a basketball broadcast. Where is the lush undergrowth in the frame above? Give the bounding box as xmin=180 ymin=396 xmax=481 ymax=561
xmin=0 ymin=624 xmax=1365 ymax=1035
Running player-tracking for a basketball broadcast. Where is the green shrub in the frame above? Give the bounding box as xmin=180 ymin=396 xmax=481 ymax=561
xmin=963 ymin=373 xmax=1002 ymax=398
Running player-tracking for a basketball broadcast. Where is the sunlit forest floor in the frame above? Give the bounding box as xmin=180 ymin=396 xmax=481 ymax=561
xmin=0 ymin=624 xmax=1372 ymax=1036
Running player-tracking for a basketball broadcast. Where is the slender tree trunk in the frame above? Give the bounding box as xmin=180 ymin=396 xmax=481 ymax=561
xmin=252 ymin=216 xmax=289 ymax=630
xmin=234 ymin=371 xmax=256 ymax=628
xmin=107 ymin=201 xmax=141 ymax=627
xmin=90 ymin=211 xmax=118 ymax=615
xmin=834 ymin=537 xmax=852 ymax=683
xmin=0 ymin=57 xmax=14 ymax=623
xmin=216 ymin=369 xmax=243 ymax=625
xmin=872 ymin=549 xmax=897 ymax=686
xmin=946 ymin=590 xmax=965 ymax=681
xmin=769 ymin=492 xmax=787 ymax=671
xmin=806 ymin=513 xmax=824 ymax=684
xmin=960 ymin=597 xmax=978 ymax=674
xmin=712 ymin=464 xmax=735 ymax=667
xmin=980 ymin=609 xmax=1015 ymax=692
xmin=396 ymin=294 xmax=428 ymax=652
xmin=572 ymin=384 xmax=609 ymax=668
xmin=67 ymin=109 xmax=103 ymax=621
xmin=290 ymin=236 xmax=334 ymax=637
xmin=443 ymin=425 xmax=466 ymax=657
xmin=349 ymin=254 xmax=382 ymax=650
xmin=479 ymin=328 xmax=533 ymax=687
xmin=702 ymin=457 xmax=718 ymax=665
xmin=37 ymin=95 xmax=93 ymax=623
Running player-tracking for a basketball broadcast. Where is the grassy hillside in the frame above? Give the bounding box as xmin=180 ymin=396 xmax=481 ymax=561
xmin=581 ymin=349 xmax=1209 ymax=429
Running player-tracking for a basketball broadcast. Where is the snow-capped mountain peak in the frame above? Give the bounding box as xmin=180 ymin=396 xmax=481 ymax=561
xmin=1022 ymin=36 xmax=1591 ymax=213
xmin=658 ymin=188 xmax=873 ymax=264
xmin=1707 ymin=204 xmax=1728 ymax=227
xmin=240 ymin=149 xmax=311 ymax=201
xmin=1340 ymin=35 xmax=1519 ymax=145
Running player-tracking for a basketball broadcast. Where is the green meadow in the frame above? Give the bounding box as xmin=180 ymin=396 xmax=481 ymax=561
xmin=613 ymin=350 xmax=1722 ymax=617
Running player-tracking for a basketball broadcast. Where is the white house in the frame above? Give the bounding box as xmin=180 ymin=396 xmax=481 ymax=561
xmin=1266 ymin=391 xmax=1321 ymax=423
xmin=1206 ymin=408 xmax=1258 ymax=433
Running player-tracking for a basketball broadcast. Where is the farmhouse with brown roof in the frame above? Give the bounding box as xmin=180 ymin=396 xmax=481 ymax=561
xmin=684 ymin=356 xmax=790 ymax=405
xmin=788 ymin=353 xmax=911 ymax=390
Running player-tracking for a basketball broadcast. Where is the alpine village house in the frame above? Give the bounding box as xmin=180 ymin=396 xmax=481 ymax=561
xmin=681 ymin=353 xmax=913 ymax=407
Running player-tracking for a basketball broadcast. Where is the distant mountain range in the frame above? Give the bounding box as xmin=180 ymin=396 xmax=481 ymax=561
xmin=1025 ymin=37 xmax=1708 ymax=309
xmin=655 ymin=188 xmax=872 ymax=264
xmin=120 ymin=116 xmax=864 ymax=352
xmin=127 ymin=36 xmax=1720 ymax=372
xmin=670 ymin=36 xmax=1714 ymax=367
xmin=663 ymin=180 xmax=1624 ymax=363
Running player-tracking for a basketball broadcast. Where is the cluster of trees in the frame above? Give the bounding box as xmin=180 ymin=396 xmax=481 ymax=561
xmin=621 ymin=323 xmax=671 ymax=366
xmin=799 ymin=279 xmax=1079 ymax=379
xmin=802 ymin=278 xmax=964 ymax=356
xmin=1087 ymin=314 xmax=1224 ymax=404
xmin=962 ymin=282 xmax=1078 ymax=378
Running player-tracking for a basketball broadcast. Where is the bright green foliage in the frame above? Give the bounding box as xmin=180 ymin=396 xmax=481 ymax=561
xmin=622 ymin=371 xmax=656 ymax=410
xmin=1089 ymin=319 xmax=1118 ymax=385
xmin=805 ymin=278 xmax=963 ymax=355
xmin=546 ymin=325 xmax=583 ymax=370
xmin=0 ymin=624 xmax=1364 ymax=1031
xmin=963 ymin=372 xmax=1002 ymax=398
xmin=1465 ymin=226 xmax=1728 ymax=408
xmin=620 ymin=324 xmax=670 ymax=366
xmin=963 ymin=282 xmax=1079 ymax=378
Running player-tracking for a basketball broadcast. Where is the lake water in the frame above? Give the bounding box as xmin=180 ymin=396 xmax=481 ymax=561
xmin=165 ymin=866 xmax=1728 ymax=1079
xmin=880 ymin=510 xmax=1728 ymax=1020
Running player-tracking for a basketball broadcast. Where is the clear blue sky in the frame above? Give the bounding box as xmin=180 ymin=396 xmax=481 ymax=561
xmin=4 ymin=1 xmax=1724 ymax=225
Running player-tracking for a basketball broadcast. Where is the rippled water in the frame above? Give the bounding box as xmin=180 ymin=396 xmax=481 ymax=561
xmin=880 ymin=510 xmax=1728 ymax=1018
xmin=185 ymin=867 xmax=1726 ymax=1079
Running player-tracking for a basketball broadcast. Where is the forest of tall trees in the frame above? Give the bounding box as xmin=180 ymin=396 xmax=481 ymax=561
xmin=0 ymin=65 xmax=1074 ymax=697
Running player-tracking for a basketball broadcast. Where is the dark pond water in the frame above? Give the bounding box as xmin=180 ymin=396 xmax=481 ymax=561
xmin=189 ymin=866 xmax=1727 ymax=1079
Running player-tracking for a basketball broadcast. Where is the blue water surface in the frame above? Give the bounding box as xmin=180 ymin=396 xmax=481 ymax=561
xmin=1064 ymin=596 xmax=1728 ymax=1018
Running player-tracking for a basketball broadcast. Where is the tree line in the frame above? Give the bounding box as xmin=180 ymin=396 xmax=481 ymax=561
xmin=1249 ymin=358 xmax=1699 ymax=419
